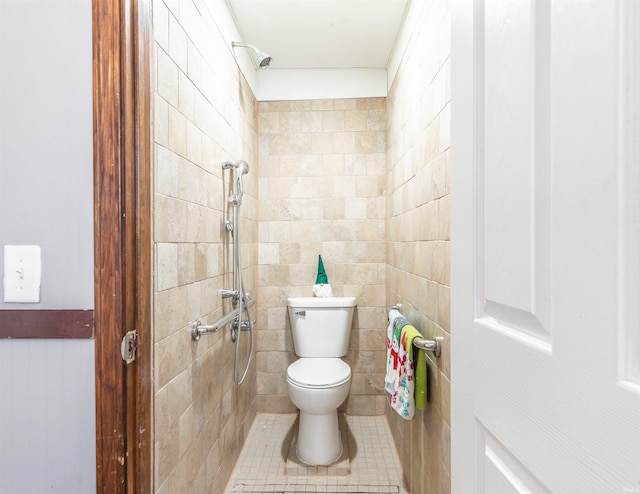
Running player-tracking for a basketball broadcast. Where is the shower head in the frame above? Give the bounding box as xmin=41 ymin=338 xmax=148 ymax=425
xmin=232 ymin=41 xmax=272 ymax=68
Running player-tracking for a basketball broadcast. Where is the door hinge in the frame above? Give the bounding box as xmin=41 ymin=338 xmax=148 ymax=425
xmin=121 ymin=330 xmax=137 ymax=364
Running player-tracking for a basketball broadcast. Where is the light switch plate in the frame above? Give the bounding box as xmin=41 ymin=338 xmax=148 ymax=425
xmin=3 ymin=245 xmax=41 ymax=303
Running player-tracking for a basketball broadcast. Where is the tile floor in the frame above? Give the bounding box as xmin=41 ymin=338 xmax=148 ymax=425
xmin=224 ymin=413 xmax=409 ymax=494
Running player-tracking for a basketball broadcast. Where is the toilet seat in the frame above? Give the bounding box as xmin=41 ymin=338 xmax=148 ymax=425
xmin=287 ymin=358 xmax=351 ymax=389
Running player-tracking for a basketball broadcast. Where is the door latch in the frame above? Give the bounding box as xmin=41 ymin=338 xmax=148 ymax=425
xmin=121 ymin=330 xmax=137 ymax=364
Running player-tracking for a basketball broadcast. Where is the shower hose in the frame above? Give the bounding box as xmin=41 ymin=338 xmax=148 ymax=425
xmin=229 ymin=162 xmax=254 ymax=386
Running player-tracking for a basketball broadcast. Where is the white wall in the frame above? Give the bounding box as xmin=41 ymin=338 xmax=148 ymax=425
xmin=0 ymin=0 xmax=94 ymax=308
xmin=0 ymin=340 xmax=96 ymax=493
xmin=257 ymin=68 xmax=387 ymax=101
xmin=0 ymin=0 xmax=96 ymax=492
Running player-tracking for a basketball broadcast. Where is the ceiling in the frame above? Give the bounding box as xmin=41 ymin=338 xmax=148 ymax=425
xmin=226 ymin=0 xmax=410 ymax=70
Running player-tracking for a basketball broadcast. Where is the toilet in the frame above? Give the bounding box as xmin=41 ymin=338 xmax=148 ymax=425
xmin=286 ymin=296 xmax=357 ymax=466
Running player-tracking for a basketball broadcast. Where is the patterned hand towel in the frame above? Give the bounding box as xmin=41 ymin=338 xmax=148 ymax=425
xmin=385 ymin=310 xmax=405 ymax=395
xmin=390 ymin=324 xmax=423 ymax=420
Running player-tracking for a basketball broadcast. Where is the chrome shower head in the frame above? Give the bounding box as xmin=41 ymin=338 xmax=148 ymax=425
xmin=232 ymin=41 xmax=272 ymax=68
xmin=256 ymin=51 xmax=272 ymax=68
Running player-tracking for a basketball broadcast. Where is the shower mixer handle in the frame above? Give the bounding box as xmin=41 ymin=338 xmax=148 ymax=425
xmin=238 ymin=320 xmax=255 ymax=330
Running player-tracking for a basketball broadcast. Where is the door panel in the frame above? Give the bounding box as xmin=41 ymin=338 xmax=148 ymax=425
xmin=452 ymin=0 xmax=640 ymax=492
xmin=481 ymin=0 xmax=551 ymax=343
xmin=622 ymin=2 xmax=640 ymax=386
xmin=479 ymin=424 xmax=550 ymax=494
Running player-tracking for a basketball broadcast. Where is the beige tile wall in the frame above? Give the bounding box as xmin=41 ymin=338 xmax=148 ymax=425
xmin=256 ymin=99 xmax=388 ymax=415
xmin=152 ymin=0 xmax=258 ymax=492
xmin=385 ymin=0 xmax=451 ymax=493
xmin=151 ymin=1 xmax=451 ymax=491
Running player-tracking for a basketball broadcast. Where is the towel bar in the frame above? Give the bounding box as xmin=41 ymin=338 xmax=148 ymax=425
xmin=390 ymin=305 xmax=443 ymax=357
xmin=413 ymin=336 xmax=443 ymax=357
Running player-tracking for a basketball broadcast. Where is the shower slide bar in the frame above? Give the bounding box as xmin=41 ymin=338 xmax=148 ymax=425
xmin=191 ymin=296 xmax=256 ymax=341
xmin=390 ymin=305 xmax=443 ymax=357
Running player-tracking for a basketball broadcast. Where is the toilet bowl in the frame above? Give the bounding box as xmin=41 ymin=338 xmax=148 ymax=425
xmin=286 ymin=358 xmax=351 ymax=465
xmin=286 ymin=296 xmax=356 ymax=466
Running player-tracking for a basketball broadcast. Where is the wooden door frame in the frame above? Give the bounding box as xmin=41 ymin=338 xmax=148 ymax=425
xmin=93 ymin=0 xmax=152 ymax=492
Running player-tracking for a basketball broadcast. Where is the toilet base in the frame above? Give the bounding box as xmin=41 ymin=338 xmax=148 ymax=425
xmin=286 ymin=414 xmax=351 ymax=475
xmin=296 ymin=410 xmax=342 ymax=466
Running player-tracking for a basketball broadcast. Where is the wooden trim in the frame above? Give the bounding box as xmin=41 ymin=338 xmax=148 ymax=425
xmin=93 ymin=0 xmax=153 ymax=491
xmin=124 ymin=0 xmax=153 ymax=491
xmin=93 ymin=0 xmax=126 ymax=489
xmin=0 ymin=310 xmax=94 ymax=338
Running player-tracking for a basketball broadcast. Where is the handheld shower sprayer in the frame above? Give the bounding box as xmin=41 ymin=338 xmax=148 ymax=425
xmin=222 ymin=160 xmax=249 ymax=175
xmin=223 ymin=160 xmax=249 ymax=206
xmin=236 ymin=160 xmax=250 ymax=175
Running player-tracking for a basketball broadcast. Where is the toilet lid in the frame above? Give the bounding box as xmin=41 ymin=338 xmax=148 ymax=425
xmin=287 ymin=358 xmax=351 ymax=388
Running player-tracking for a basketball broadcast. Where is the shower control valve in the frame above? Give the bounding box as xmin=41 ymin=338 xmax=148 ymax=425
xmin=239 ymin=320 xmax=255 ymax=330
xmin=221 ymin=289 xmax=239 ymax=299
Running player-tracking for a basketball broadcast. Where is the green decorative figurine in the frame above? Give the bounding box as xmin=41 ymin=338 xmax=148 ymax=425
xmin=313 ymin=255 xmax=333 ymax=297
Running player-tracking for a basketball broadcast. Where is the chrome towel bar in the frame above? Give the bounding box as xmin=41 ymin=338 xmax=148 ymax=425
xmin=390 ymin=305 xmax=443 ymax=357
xmin=413 ymin=336 xmax=443 ymax=357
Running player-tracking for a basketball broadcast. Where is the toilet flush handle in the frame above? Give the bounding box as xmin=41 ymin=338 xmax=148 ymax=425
xmin=294 ymin=310 xmax=306 ymax=316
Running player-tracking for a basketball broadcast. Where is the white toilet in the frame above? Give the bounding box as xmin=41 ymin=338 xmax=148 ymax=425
xmin=286 ymin=296 xmax=357 ymax=466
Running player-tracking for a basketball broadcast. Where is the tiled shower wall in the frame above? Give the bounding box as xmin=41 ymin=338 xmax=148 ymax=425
xmin=255 ymin=99 xmax=388 ymax=415
xmin=386 ymin=0 xmax=451 ymax=493
xmin=152 ymin=0 xmax=258 ymax=492
xmin=151 ymin=0 xmax=451 ymax=491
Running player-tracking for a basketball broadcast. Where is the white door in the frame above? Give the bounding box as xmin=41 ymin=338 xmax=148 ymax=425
xmin=451 ymin=0 xmax=640 ymax=492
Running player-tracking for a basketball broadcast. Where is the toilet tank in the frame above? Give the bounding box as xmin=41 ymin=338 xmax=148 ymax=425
xmin=287 ymin=297 xmax=357 ymax=357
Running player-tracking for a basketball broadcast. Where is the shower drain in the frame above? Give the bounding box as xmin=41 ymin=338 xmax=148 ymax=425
xmin=231 ymin=483 xmax=401 ymax=493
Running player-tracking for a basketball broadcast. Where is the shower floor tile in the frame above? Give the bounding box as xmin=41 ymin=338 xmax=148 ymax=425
xmin=224 ymin=414 xmax=408 ymax=494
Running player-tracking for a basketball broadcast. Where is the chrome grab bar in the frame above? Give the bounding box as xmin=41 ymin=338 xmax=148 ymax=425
xmin=192 ymin=296 xmax=256 ymax=341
